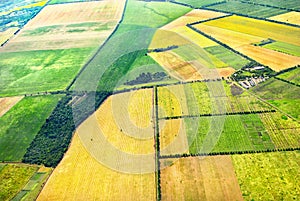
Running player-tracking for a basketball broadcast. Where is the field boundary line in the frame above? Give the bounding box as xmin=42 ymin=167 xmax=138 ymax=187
xmin=235 ymin=0 xmax=299 ymax=12
xmin=188 ymin=14 xmax=232 ymax=26
xmin=48 ymin=0 xmax=104 ymax=6
xmin=158 ymin=110 xmax=276 ymax=120
xmin=65 ymin=0 xmax=129 ymax=91
xmin=274 ymin=77 xmax=300 ymax=88
xmin=159 ymin=147 xmax=300 ymax=159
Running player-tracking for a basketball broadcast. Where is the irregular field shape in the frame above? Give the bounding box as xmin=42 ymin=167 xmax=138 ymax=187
xmin=160 ymin=156 xmax=243 ymax=201
xmin=263 ymin=41 xmax=300 ymax=57
xmin=277 ymin=67 xmax=300 ymax=85
xmin=38 ymin=133 xmax=156 ymax=201
xmin=232 ymin=151 xmax=300 ymax=200
xmin=162 ymin=9 xmax=227 ymax=30
xmin=0 ymin=96 xmax=23 ymax=117
xmin=269 ymin=11 xmax=300 ymax=26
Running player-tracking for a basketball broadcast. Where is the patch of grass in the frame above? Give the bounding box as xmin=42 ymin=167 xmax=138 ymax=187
xmin=268 ymin=99 xmax=300 ymax=120
xmin=0 ymin=48 xmax=93 ymax=96
xmin=232 ymin=151 xmax=300 ymax=200
xmin=23 ymin=25 xmax=63 ymax=36
xmin=0 ymin=164 xmax=37 ymax=201
xmin=186 ymin=114 xmax=275 ymax=154
xmin=207 ymin=1 xmax=287 ymax=18
xmin=264 ymin=41 xmax=300 ymax=57
xmin=204 ymin=45 xmax=250 ymax=70
xmin=277 ymin=67 xmax=300 ymax=85
xmin=0 ymin=95 xmax=62 ymax=161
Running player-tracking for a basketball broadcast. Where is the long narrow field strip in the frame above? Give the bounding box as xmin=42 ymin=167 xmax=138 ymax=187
xmin=0 ymin=96 xmax=23 ymax=117
xmin=0 ymin=95 xmax=62 ymax=161
xmin=206 ymin=1 xmax=287 ymax=18
xmin=173 ymin=0 xmax=225 ymax=8
xmin=241 ymin=0 xmax=300 ymax=10
xmin=232 ymin=151 xmax=300 ymax=200
xmin=201 ymin=15 xmax=300 ymax=46
xmin=269 ymin=12 xmax=300 ymax=26
xmin=236 ymin=45 xmax=300 ymax=71
xmin=0 ymin=164 xmax=38 ymax=201
xmin=37 ymin=133 xmax=156 ymax=201
xmin=162 ymin=9 xmax=227 ymax=30
xmin=1 ymin=0 xmax=126 ymax=52
xmin=160 ymin=156 xmax=243 ymax=201
xmin=263 ymin=41 xmax=300 ymax=57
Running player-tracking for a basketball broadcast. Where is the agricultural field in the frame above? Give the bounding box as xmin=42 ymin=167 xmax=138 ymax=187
xmin=194 ymin=15 xmax=300 ymax=71
xmin=232 ymin=151 xmax=300 ymax=200
xmin=37 ymin=133 xmax=156 ymax=200
xmin=0 ymin=48 xmax=93 ymax=96
xmin=277 ymin=67 xmax=300 ymax=85
xmin=0 ymin=95 xmax=61 ymax=161
xmin=251 ymin=78 xmax=300 ymax=119
xmin=160 ymin=156 xmax=243 ymax=201
xmin=263 ymin=41 xmax=300 ymax=57
xmin=1 ymin=0 xmax=125 ymax=52
xmin=259 ymin=112 xmax=300 ymax=148
xmin=0 ymin=27 xmax=18 ymax=46
xmin=241 ymin=0 xmax=300 ymax=10
xmin=0 ymin=164 xmax=37 ymax=201
xmin=0 ymin=96 xmax=23 ymax=117
xmin=173 ymin=0 xmax=225 ymax=8
xmin=269 ymin=12 xmax=300 ymax=26
xmin=207 ymin=1 xmax=287 ymax=18
xmin=185 ymin=114 xmax=275 ymax=155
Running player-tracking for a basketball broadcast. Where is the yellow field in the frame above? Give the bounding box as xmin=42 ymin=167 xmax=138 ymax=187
xmin=37 ymin=133 xmax=156 ymax=201
xmin=0 ymin=96 xmax=23 ymax=117
xmin=194 ymin=16 xmax=300 ymax=71
xmin=0 ymin=27 xmax=18 ymax=46
xmin=162 ymin=9 xmax=227 ymax=30
xmin=269 ymin=11 xmax=300 ymax=26
xmin=0 ymin=0 xmax=47 ymax=16
xmin=160 ymin=156 xmax=243 ymax=201
xmin=159 ymin=119 xmax=189 ymax=156
xmin=149 ymin=29 xmax=190 ymax=49
xmin=92 ymin=90 xmax=154 ymax=155
xmin=203 ymin=15 xmax=300 ymax=46
xmin=194 ymin=24 xmax=265 ymax=48
xmin=1 ymin=0 xmax=126 ymax=52
xmin=236 ymin=45 xmax=300 ymax=71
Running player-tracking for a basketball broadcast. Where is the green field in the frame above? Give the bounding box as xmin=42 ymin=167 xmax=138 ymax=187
xmin=277 ymin=67 xmax=300 ymax=85
xmin=204 ymin=45 xmax=250 ymax=70
xmin=71 ymin=0 xmax=190 ymax=92
xmin=207 ymin=1 xmax=287 ymax=18
xmin=0 ymin=95 xmax=61 ymax=161
xmin=185 ymin=114 xmax=275 ymax=155
xmin=0 ymin=164 xmax=37 ymax=201
xmin=251 ymin=78 xmax=300 ymax=119
xmin=242 ymin=0 xmax=300 ymax=10
xmin=0 ymin=48 xmax=93 ymax=96
xmin=174 ymin=0 xmax=224 ymax=7
xmin=264 ymin=41 xmax=300 ymax=57
xmin=232 ymin=151 xmax=300 ymax=200
xmin=12 ymin=169 xmax=52 ymax=201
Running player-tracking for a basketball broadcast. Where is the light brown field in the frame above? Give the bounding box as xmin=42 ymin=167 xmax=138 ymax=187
xmin=217 ymin=67 xmax=236 ymax=78
xmin=159 ymin=119 xmax=189 ymax=156
xmin=1 ymin=0 xmax=125 ymax=52
xmin=93 ymin=90 xmax=154 ymax=155
xmin=0 ymin=96 xmax=23 ymax=117
xmin=37 ymin=133 xmax=156 ymax=201
xmin=149 ymin=29 xmax=190 ymax=49
xmin=236 ymin=45 xmax=300 ymax=71
xmin=149 ymin=51 xmax=202 ymax=81
xmin=160 ymin=156 xmax=243 ymax=201
xmin=0 ymin=27 xmax=19 ymax=46
xmin=162 ymin=9 xmax=227 ymax=30
xmin=269 ymin=11 xmax=300 ymax=26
